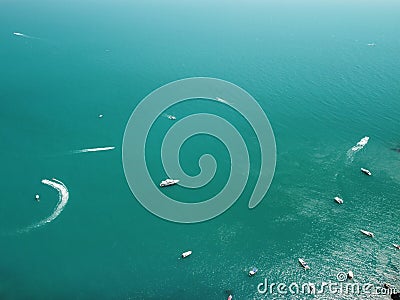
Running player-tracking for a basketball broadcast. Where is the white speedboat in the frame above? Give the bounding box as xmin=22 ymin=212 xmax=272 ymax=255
xmin=334 ymin=197 xmax=343 ymax=204
xmin=360 ymin=229 xmax=374 ymax=238
xmin=167 ymin=115 xmax=176 ymax=120
xmin=361 ymin=168 xmax=372 ymax=176
xmin=393 ymin=244 xmax=400 ymax=250
xmin=248 ymin=267 xmax=258 ymax=277
xmin=181 ymin=250 xmax=192 ymax=258
xmin=298 ymin=258 xmax=310 ymax=270
xmin=159 ymin=179 xmax=179 ymax=187
xmin=334 ymin=196 xmax=343 ymax=204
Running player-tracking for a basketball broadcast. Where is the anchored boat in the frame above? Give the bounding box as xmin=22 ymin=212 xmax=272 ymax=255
xmin=334 ymin=196 xmax=343 ymax=204
xmin=160 ymin=179 xmax=179 ymax=187
xmin=299 ymin=258 xmax=310 ymax=270
xmin=181 ymin=250 xmax=192 ymax=258
xmin=361 ymin=168 xmax=372 ymax=176
xmin=248 ymin=267 xmax=258 ymax=277
xmin=360 ymin=229 xmax=374 ymax=238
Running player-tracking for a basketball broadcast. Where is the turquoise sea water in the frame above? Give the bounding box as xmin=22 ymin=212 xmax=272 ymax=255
xmin=1 ymin=0 xmax=400 ymax=299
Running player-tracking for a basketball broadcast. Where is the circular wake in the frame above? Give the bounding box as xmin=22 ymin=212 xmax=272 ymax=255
xmin=20 ymin=178 xmax=69 ymax=233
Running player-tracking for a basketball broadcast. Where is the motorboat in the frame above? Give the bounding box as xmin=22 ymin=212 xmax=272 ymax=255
xmin=360 ymin=229 xmax=374 ymax=238
xmin=35 ymin=194 xmax=40 ymax=201
xmin=181 ymin=250 xmax=192 ymax=258
xmin=160 ymin=179 xmax=179 ymax=187
xmin=347 ymin=271 xmax=354 ymax=279
xmin=393 ymin=244 xmax=400 ymax=250
xmin=334 ymin=196 xmax=343 ymax=204
xmin=227 ymin=295 xmax=233 ymax=300
xmin=167 ymin=115 xmax=176 ymax=120
xmin=298 ymin=258 xmax=310 ymax=270
xmin=248 ymin=267 xmax=258 ymax=277
xmin=361 ymin=168 xmax=372 ymax=176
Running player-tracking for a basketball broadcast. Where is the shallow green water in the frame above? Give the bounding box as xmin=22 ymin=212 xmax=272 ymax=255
xmin=1 ymin=1 xmax=400 ymax=299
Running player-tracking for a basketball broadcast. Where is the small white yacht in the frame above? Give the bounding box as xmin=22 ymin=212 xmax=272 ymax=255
xmin=248 ymin=267 xmax=258 ymax=277
xmin=167 ymin=115 xmax=176 ymax=120
xmin=181 ymin=250 xmax=192 ymax=258
xmin=393 ymin=244 xmax=400 ymax=250
xmin=360 ymin=229 xmax=374 ymax=238
xmin=361 ymin=168 xmax=372 ymax=176
xmin=347 ymin=271 xmax=354 ymax=279
xmin=334 ymin=196 xmax=344 ymax=204
xmin=159 ymin=179 xmax=179 ymax=187
xmin=298 ymin=258 xmax=310 ymax=270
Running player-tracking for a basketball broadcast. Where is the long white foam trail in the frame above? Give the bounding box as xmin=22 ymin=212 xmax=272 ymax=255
xmin=73 ymin=146 xmax=115 ymax=153
xmin=347 ymin=136 xmax=369 ymax=162
xmin=13 ymin=32 xmax=40 ymax=39
xmin=20 ymin=178 xmax=69 ymax=233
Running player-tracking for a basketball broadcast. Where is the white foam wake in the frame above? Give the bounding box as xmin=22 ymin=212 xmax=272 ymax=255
xmin=73 ymin=146 xmax=115 ymax=153
xmin=351 ymin=136 xmax=369 ymax=152
xmin=21 ymin=178 xmax=69 ymax=233
xmin=347 ymin=136 xmax=369 ymax=162
xmin=13 ymin=32 xmax=40 ymax=39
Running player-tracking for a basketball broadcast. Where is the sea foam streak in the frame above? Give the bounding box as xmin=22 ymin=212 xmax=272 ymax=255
xmin=351 ymin=136 xmax=369 ymax=152
xmin=347 ymin=136 xmax=369 ymax=162
xmin=73 ymin=146 xmax=115 ymax=153
xmin=13 ymin=32 xmax=40 ymax=39
xmin=21 ymin=178 xmax=69 ymax=233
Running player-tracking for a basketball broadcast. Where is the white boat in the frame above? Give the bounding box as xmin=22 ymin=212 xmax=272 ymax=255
xmin=35 ymin=194 xmax=40 ymax=201
xmin=360 ymin=229 xmax=374 ymax=238
xmin=181 ymin=250 xmax=192 ymax=258
xmin=248 ymin=267 xmax=258 ymax=276
xmin=159 ymin=179 xmax=179 ymax=187
xmin=361 ymin=168 xmax=372 ymax=176
xmin=347 ymin=271 xmax=354 ymax=279
xmin=393 ymin=244 xmax=400 ymax=250
xmin=298 ymin=258 xmax=310 ymax=270
xmin=167 ymin=115 xmax=176 ymax=120
xmin=334 ymin=196 xmax=343 ymax=204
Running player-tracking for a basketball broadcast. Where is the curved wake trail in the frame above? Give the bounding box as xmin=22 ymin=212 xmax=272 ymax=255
xmin=346 ymin=136 xmax=369 ymax=162
xmin=20 ymin=178 xmax=69 ymax=233
xmin=73 ymin=146 xmax=115 ymax=153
